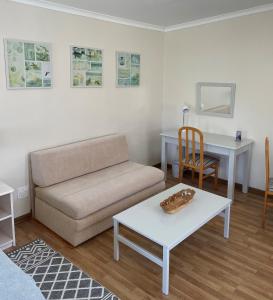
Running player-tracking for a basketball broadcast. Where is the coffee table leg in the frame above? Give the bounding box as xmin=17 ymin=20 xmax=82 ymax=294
xmin=162 ymin=246 xmax=170 ymax=295
xmin=113 ymin=219 xmax=119 ymax=261
xmin=224 ymin=205 xmax=230 ymax=239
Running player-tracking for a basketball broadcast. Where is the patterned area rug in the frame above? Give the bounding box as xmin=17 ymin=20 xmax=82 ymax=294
xmin=7 ymin=239 xmax=119 ymax=300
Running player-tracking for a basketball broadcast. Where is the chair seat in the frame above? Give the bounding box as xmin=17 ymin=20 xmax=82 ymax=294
xmin=182 ymin=154 xmax=219 ymax=169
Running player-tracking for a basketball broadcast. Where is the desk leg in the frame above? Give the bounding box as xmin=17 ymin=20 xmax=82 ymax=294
xmin=161 ymin=136 xmax=167 ymax=177
xmin=162 ymin=246 xmax=170 ymax=295
xmin=227 ymin=151 xmax=236 ymax=200
xmin=224 ymin=205 xmax=231 ymax=239
xmin=242 ymin=147 xmax=252 ymax=193
xmin=113 ymin=219 xmax=119 ymax=261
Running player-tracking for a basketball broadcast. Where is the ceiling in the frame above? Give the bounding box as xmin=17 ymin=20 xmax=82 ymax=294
xmin=44 ymin=0 xmax=273 ymax=27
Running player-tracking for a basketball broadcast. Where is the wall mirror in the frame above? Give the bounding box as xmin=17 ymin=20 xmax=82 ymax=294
xmin=196 ymin=82 xmax=236 ymax=118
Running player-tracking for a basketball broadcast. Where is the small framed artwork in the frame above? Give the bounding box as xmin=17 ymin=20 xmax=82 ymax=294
xmin=116 ymin=52 xmax=140 ymax=87
xmin=71 ymin=46 xmax=103 ymax=88
xmin=235 ymin=130 xmax=242 ymax=142
xmin=4 ymin=39 xmax=52 ymax=89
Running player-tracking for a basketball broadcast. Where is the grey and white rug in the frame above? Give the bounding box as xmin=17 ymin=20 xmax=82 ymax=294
xmin=7 ymin=239 xmax=119 ymax=300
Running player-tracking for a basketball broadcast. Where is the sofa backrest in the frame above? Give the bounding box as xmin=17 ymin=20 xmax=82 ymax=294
xmin=30 ymin=134 xmax=129 ymax=187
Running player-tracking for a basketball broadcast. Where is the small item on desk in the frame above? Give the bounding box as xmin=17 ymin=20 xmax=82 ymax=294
xmin=160 ymin=188 xmax=195 ymax=214
xmin=235 ymin=130 xmax=242 ymax=142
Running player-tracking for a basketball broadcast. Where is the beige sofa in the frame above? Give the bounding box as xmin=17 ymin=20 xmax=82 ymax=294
xmin=30 ymin=134 xmax=165 ymax=246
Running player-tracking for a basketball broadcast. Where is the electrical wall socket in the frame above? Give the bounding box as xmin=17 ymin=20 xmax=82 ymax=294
xmin=17 ymin=186 xmax=29 ymax=199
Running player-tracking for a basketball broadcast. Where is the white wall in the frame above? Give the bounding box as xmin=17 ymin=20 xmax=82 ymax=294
xmin=163 ymin=10 xmax=273 ymax=190
xmin=0 ymin=0 xmax=164 ymax=217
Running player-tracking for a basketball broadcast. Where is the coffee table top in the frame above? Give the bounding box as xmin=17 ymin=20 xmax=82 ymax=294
xmin=113 ymin=184 xmax=231 ymax=249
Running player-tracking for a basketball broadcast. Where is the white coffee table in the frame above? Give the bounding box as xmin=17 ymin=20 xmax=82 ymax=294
xmin=113 ymin=183 xmax=232 ymax=295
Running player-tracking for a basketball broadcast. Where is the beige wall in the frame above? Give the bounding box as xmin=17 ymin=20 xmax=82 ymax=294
xmin=163 ymin=10 xmax=273 ymax=190
xmin=0 ymin=0 xmax=164 ymax=217
xmin=1 ymin=0 xmax=272 ymax=216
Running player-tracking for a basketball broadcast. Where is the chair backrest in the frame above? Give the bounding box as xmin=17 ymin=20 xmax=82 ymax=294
xmin=265 ymin=137 xmax=270 ymax=191
xmin=178 ymin=126 xmax=204 ymax=169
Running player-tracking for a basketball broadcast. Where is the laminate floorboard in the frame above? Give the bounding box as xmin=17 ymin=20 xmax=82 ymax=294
xmin=11 ymin=171 xmax=273 ymax=299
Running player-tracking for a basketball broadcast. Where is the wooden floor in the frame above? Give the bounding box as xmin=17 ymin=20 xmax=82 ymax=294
xmin=11 ymin=171 xmax=273 ymax=300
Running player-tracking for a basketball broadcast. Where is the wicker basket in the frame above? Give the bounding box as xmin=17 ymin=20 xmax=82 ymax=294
xmin=160 ymin=188 xmax=195 ymax=214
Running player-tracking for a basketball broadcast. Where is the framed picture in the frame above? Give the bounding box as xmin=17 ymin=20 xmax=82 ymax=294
xmin=70 ymin=46 xmax=103 ymax=88
xmin=4 ymin=39 xmax=52 ymax=89
xmin=235 ymin=130 xmax=242 ymax=141
xmin=116 ymin=52 xmax=140 ymax=87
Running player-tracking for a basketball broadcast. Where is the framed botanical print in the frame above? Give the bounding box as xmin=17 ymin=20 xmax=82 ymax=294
xmin=116 ymin=52 xmax=140 ymax=87
xmin=4 ymin=39 xmax=52 ymax=89
xmin=71 ymin=46 xmax=103 ymax=88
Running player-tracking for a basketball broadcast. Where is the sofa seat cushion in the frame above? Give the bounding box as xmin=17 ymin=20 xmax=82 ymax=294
xmin=35 ymin=161 xmax=164 ymax=220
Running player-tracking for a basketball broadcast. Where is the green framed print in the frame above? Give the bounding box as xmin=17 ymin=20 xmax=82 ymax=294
xmin=71 ymin=46 xmax=103 ymax=88
xmin=4 ymin=39 xmax=52 ymax=89
xmin=116 ymin=52 xmax=140 ymax=87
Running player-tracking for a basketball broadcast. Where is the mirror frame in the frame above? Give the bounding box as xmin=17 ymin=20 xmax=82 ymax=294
xmin=196 ymin=82 xmax=236 ymax=118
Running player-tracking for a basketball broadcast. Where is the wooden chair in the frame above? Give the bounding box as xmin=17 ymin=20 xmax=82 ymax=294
xmin=178 ymin=126 xmax=219 ymax=189
xmin=262 ymin=137 xmax=273 ymax=228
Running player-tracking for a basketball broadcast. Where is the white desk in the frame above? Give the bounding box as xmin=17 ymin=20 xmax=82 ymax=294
xmin=161 ymin=129 xmax=254 ymax=199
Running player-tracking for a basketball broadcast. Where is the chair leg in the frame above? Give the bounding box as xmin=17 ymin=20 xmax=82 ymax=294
xmin=179 ymin=165 xmax=184 ymax=182
xmin=262 ymin=191 xmax=268 ymax=228
xmin=198 ymin=170 xmax=203 ymax=189
xmin=214 ymin=164 xmax=219 ymax=189
xmin=192 ymin=169 xmax=195 ymax=181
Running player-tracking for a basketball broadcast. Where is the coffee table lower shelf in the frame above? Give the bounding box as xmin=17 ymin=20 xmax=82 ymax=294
xmin=113 ymin=206 xmax=230 ymax=295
